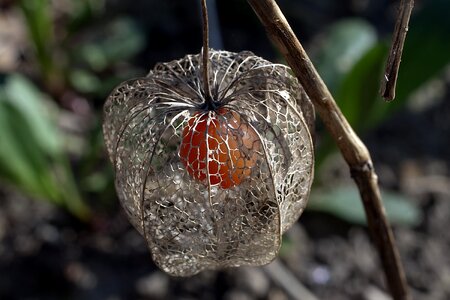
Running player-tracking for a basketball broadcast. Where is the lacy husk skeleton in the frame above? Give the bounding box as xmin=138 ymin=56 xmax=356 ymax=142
xmin=103 ymin=50 xmax=314 ymax=276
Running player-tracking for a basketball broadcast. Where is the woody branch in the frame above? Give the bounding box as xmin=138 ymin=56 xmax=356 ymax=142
xmin=246 ymin=1 xmax=411 ymax=299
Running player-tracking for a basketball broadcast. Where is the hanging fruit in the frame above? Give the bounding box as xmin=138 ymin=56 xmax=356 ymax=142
xmin=103 ymin=0 xmax=313 ymax=277
xmin=103 ymin=50 xmax=314 ymax=276
xmin=179 ymin=108 xmax=261 ymax=189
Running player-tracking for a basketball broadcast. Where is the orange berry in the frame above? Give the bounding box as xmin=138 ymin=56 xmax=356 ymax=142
xmin=179 ymin=108 xmax=260 ymax=189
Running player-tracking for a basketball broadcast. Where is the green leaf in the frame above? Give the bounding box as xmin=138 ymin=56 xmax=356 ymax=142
xmin=0 ymin=102 xmax=44 ymax=195
xmin=0 ymin=99 xmax=61 ymax=202
xmin=316 ymin=0 xmax=450 ymax=173
xmin=18 ymin=0 xmax=55 ymax=78
xmin=3 ymin=74 xmax=61 ymax=154
xmin=313 ymin=19 xmax=377 ymax=93
xmin=77 ymin=18 xmax=146 ymax=71
xmin=68 ymin=0 xmax=106 ymax=33
xmin=318 ymin=0 xmax=450 ymax=135
xmin=391 ymin=0 xmax=450 ymax=110
xmin=362 ymin=0 xmax=450 ymax=124
xmin=69 ymin=69 xmax=102 ymax=94
xmin=307 ymin=185 xmax=422 ymax=226
xmin=0 ymin=75 xmax=90 ymax=219
xmin=314 ymin=43 xmax=388 ymax=171
xmin=335 ymin=43 xmax=389 ymax=130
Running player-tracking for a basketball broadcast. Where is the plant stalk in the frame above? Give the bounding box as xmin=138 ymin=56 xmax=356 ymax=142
xmin=246 ymin=1 xmax=411 ymax=299
xmin=381 ymin=0 xmax=415 ymax=101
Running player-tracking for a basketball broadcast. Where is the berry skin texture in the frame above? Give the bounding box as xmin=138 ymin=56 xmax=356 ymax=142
xmin=179 ymin=108 xmax=260 ymax=189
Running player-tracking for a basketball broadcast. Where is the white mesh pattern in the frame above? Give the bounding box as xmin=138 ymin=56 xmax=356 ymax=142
xmin=103 ymin=50 xmax=314 ymax=276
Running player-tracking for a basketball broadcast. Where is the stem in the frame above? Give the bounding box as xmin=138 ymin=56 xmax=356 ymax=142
xmin=381 ymin=0 xmax=415 ymax=101
xmin=246 ymin=1 xmax=410 ymax=299
xmin=201 ymin=0 xmax=213 ymax=107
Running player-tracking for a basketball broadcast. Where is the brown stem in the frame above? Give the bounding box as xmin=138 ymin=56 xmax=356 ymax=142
xmin=246 ymin=1 xmax=410 ymax=299
xmin=201 ymin=0 xmax=213 ymax=106
xmin=381 ymin=0 xmax=415 ymax=101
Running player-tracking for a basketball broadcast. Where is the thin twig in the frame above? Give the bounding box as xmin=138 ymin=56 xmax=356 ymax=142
xmin=246 ymin=1 xmax=410 ymax=300
xmin=263 ymin=260 xmax=319 ymax=300
xmin=201 ymin=0 xmax=213 ymax=105
xmin=381 ymin=0 xmax=415 ymax=101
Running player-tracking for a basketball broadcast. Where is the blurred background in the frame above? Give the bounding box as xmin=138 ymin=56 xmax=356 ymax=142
xmin=0 ymin=0 xmax=449 ymax=299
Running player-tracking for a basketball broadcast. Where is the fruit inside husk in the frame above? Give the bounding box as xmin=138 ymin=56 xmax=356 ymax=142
xmin=179 ymin=108 xmax=260 ymax=189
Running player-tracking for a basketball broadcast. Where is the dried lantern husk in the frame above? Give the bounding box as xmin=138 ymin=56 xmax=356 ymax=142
xmin=103 ymin=50 xmax=314 ymax=276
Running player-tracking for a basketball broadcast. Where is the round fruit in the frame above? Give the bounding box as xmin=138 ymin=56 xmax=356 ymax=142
xmin=179 ymin=108 xmax=260 ymax=189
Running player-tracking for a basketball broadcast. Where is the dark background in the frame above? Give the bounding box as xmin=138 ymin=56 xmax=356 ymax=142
xmin=0 ymin=0 xmax=449 ymax=299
